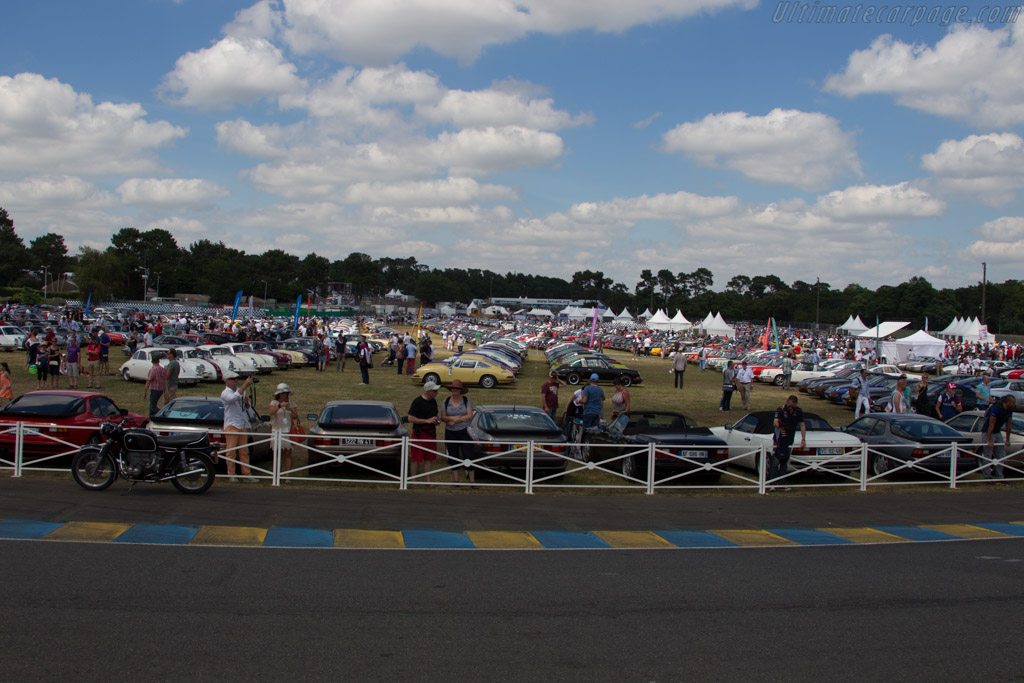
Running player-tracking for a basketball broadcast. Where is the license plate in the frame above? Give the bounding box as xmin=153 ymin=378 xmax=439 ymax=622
xmin=818 ymin=447 xmax=843 ymax=455
xmin=678 ymin=449 xmax=708 ymax=458
xmin=342 ymin=438 xmax=375 ymax=446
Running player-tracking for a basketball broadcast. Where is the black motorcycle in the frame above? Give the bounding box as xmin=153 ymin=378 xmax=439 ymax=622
xmin=71 ymin=420 xmax=217 ymax=494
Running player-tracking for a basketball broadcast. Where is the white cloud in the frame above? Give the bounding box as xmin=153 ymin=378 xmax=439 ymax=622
xmin=162 ymin=36 xmax=305 ymax=109
xmin=117 ymin=178 xmax=230 ymax=206
xmin=824 ymin=23 xmax=1024 ymax=127
xmin=141 ymin=216 xmax=209 ymax=235
xmin=0 ymin=176 xmax=115 ymax=208
xmin=633 ymin=112 xmax=662 ymax=129
xmin=430 ymin=126 xmax=564 ymax=175
xmin=418 ymin=82 xmax=592 ymax=129
xmin=274 ymin=0 xmax=758 ymax=65
xmin=963 ymin=216 xmax=1024 ymax=265
xmin=814 ymin=182 xmax=945 ymax=220
xmin=215 ymin=119 xmax=300 ymax=159
xmin=341 ymin=177 xmax=518 ymax=206
xmin=0 ymin=73 xmax=186 ymax=176
xmin=921 ymin=133 xmax=1024 ymax=206
xmin=662 ymin=109 xmax=861 ymax=191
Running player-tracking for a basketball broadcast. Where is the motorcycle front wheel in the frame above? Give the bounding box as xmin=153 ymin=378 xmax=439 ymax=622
xmin=171 ymin=455 xmax=215 ymax=494
xmin=71 ymin=447 xmax=117 ymax=491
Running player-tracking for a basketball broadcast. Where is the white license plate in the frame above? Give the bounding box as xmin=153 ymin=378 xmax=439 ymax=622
xmin=678 ymin=450 xmax=708 ymax=458
xmin=342 ymin=438 xmax=375 ymax=446
xmin=818 ymin=447 xmax=844 ymax=455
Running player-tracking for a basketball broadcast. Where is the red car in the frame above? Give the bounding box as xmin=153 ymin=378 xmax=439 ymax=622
xmin=0 ymin=390 xmax=147 ymax=462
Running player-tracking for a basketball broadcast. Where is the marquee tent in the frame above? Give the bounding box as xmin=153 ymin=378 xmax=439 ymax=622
xmin=669 ymin=310 xmax=691 ymax=330
xmin=856 ymin=321 xmax=911 ymax=339
xmin=839 ymin=315 xmax=868 ymax=334
xmin=615 ymin=308 xmax=634 ymax=321
xmin=647 ymin=309 xmax=673 ymax=331
xmin=527 ymin=308 xmax=554 ymax=317
xmin=879 ymin=330 xmax=946 ymax=364
xmin=639 ymin=308 xmax=654 ymax=319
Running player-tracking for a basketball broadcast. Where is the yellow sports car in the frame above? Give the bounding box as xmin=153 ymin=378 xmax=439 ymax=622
xmin=411 ymin=356 xmax=515 ymax=389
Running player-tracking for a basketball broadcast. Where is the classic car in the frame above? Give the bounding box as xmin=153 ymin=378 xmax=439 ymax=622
xmin=412 ymin=356 xmax=515 ymax=389
xmin=0 ymin=390 xmax=147 ymax=461
xmin=148 ymin=396 xmax=273 ymax=460
xmin=710 ymin=411 xmax=862 ymax=473
xmin=466 ymin=405 xmax=567 ymax=476
xmin=198 ymin=344 xmax=260 ymax=376
xmin=305 ymin=400 xmax=407 ymax=471
xmin=118 ymin=347 xmax=210 ymax=384
xmin=551 ymin=357 xmax=643 ymax=386
xmin=586 ymin=411 xmax=729 ymax=482
xmin=843 ymin=413 xmax=975 ymax=478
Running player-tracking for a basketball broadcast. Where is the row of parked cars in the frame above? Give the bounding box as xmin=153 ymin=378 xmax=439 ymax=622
xmin=408 ymin=335 xmax=526 ymax=388
xmin=543 ymin=341 xmax=644 ymax=386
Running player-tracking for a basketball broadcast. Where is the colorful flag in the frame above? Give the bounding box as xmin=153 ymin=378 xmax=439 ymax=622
xmin=292 ymin=294 xmax=303 ymax=329
xmin=84 ymin=287 xmax=93 ymax=319
xmin=230 ymin=290 xmax=243 ymax=321
xmin=589 ymin=307 xmax=598 ymax=347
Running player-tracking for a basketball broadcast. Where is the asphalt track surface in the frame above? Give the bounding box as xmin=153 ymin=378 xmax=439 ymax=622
xmin=3 ymin=478 xmax=1024 ymax=680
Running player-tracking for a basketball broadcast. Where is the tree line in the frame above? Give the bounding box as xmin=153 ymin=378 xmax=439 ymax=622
xmin=0 ymin=207 xmax=1020 ymax=334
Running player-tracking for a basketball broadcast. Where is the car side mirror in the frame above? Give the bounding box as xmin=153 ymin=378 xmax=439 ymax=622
xmin=306 ymin=413 xmax=318 ymax=421
xmin=120 ymin=408 xmax=128 ymax=416
xmin=725 ymin=423 xmax=732 ymax=430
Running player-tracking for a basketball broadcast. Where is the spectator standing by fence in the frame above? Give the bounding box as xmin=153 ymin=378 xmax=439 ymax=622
xmin=142 ymin=354 xmax=166 ymax=417
xmin=408 ymin=380 xmax=442 ymax=484
xmin=672 ymin=350 xmax=687 ymax=389
xmin=441 ymin=380 xmax=475 ymax=486
xmin=770 ymin=395 xmax=806 ymax=492
xmin=720 ymin=361 xmax=736 ymax=411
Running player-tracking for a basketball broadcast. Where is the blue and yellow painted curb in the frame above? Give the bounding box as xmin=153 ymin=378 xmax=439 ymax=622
xmin=2 ymin=518 xmax=1024 ymax=548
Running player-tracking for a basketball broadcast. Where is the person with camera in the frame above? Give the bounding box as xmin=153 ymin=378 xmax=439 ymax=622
xmin=221 ymin=374 xmax=256 ymax=482
xmin=269 ymin=382 xmax=301 ymax=481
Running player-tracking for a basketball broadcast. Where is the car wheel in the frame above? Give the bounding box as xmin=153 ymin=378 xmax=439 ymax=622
xmin=621 ymin=453 xmax=638 ymax=479
xmin=122 ymin=368 xmax=132 ymax=382
xmin=617 ymin=375 xmax=632 ymax=387
xmin=773 ymin=375 xmax=784 ymax=386
xmin=566 ymin=373 xmax=581 ymax=385
xmin=871 ymin=452 xmax=891 ymax=477
xmin=480 ymin=375 xmax=496 ymax=389
xmin=423 ymin=373 xmax=440 ymax=385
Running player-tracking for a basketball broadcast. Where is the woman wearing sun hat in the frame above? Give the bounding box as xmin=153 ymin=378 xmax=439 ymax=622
xmin=269 ymin=382 xmax=301 ymax=480
xmin=440 ymin=379 xmax=476 ymax=486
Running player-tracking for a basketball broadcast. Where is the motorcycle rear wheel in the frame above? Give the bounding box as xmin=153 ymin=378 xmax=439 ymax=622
xmin=71 ymin=448 xmax=117 ymax=491
xmin=171 ymin=455 xmax=215 ymax=494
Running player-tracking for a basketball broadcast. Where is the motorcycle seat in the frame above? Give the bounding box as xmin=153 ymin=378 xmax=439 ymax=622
xmin=156 ymin=433 xmax=210 ymax=449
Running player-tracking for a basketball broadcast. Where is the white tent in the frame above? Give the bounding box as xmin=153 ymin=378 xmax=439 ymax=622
xmin=601 ymin=307 xmax=616 ymax=319
xmin=939 ymin=317 xmax=964 ymax=337
xmin=527 ymin=308 xmax=554 ymax=317
xmin=959 ymin=317 xmax=995 ymax=342
xmin=704 ymin=312 xmax=735 ymax=338
xmin=483 ymin=305 xmax=510 ymax=316
xmin=558 ymin=305 xmax=575 ymax=317
xmin=567 ymin=307 xmax=588 ymax=320
xmin=639 ymin=308 xmax=653 ymax=319
xmin=615 ymin=308 xmax=634 ymax=321
xmin=700 ymin=312 xmax=715 ymax=332
xmin=438 ymin=304 xmax=457 ymax=315
xmin=647 ymin=309 xmax=672 ymax=331
xmin=840 ymin=315 xmax=868 ymax=334
xmin=669 ymin=310 xmax=691 ymax=331
xmin=880 ymin=330 xmax=946 ymax=364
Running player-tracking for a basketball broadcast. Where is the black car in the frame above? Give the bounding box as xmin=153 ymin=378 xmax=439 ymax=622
xmin=552 ymin=357 xmax=643 ymax=386
xmin=585 ymin=411 xmax=729 ymax=483
xmin=466 ymin=405 xmax=568 ymax=477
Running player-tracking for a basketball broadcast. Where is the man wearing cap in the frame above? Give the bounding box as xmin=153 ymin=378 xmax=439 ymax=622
xmin=579 ymin=373 xmax=605 ymax=428
xmin=408 ymin=380 xmax=442 ymax=482
xmin=269 ymin=383 xmax=300 ymax=480
xmin=853 ymin=368 xmax=872 ymax=419
xmin=163 ymin=351 xmax=180 ymax=406
xmin=540 ymin=372 xmax=565 ymax=421
xmin=935 ymin=383 xmax=963 ymax=420
xmin=221 ymin=374 xmax=256 ymax=482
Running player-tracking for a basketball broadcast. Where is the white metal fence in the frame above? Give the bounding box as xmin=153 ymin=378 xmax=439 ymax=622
xmin=2 ymin=419 xmax=1022 ymax=494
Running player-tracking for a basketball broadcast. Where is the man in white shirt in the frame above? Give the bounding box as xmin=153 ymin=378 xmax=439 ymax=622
xmin=854 ymin=368 xmax=872 ymax=419
xmin=221 ymin=375 xmax=255 ymax=482
xmin=736 ymin=361 xmax=754 ymax=410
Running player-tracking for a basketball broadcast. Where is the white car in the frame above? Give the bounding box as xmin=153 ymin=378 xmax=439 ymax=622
xmin=199 ymin=344 xmax=263 ymax=375
xmin=869 ymin=364 xmax=922 ymax=382
xmin=710 ymin=410 xmax=862 ymax=473
xmin=758 ymin=362 xmax=834 ymax=386
xmin=0 ymin=325 xmax=26 ymax=352
xmin=174 ymin=346 xmax=239 ymax=382
xmin=119 ymin=347 xmax=210 ymax=385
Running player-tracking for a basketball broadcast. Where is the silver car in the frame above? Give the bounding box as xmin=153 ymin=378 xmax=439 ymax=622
xmin=148 ymin=396 xmax=273 ymax=460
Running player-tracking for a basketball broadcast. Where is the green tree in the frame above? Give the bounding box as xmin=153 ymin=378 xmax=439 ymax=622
xmin=73 ymin=247 xmax=129 ymax=299
xmin=0 ymin=208 xmax=28 ymax=286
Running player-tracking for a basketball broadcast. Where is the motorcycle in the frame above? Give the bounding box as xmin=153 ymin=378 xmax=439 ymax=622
xmin=71 ymin=420 xmax=217 ymax=494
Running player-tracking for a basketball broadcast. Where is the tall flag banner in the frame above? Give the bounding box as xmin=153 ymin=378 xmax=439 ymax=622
xmin=875 ymin=315 xmax=881 ymax=361
xmin=772 ymin=318 xmax=781 ymax=351
xmin=307 ymin=295 xmax=311 ymax=319
xmin=589 ymin=307 xmax=599 ymax=347
xmin=230 ymin=290 xmax=243 ymax=322
xmin=762 ymin=319 xmax=770 ymax=350
xmin=415 ymin=303 xmax=423 ymax=339
xmin=248 ymin=295 xmax=254 ymax=314
xmin=292 ymin=294 xmax=303 ymax=329
xmin=84 ymin=287 xmax=94 ymax=319
xmin=925 ymin=316 xmax=929 ymax=332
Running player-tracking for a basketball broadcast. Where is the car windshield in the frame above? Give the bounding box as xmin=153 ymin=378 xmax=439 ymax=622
xmin=154 ymin=399 xmax=223 ymax=422
xmin=319 ymin=404 xmax=397 ymax=427
xmin=1 ymin=394 xmax=86 ymax=417
xmin=484 ymin=410 xmax=559 ymax=432
xmin=891 ymin=419 xmax=961 ymax=440
xmin=624 ymin=413 xmax=697 ymax=431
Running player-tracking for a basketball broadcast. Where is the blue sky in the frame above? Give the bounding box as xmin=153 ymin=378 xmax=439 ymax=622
xmin=2 ymin=0 xmax=1023 ymax=291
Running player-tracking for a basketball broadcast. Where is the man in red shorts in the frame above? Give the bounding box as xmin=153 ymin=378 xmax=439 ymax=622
xmin=407 ymin=380 xmax=441 ymax=483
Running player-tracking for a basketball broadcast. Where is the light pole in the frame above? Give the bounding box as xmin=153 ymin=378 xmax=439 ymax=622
xmin=815 ymin=276 xmax=820 ymax=330
xmin=142 ymin=270 xmax=149 ymax=301
xmin=155 ymin=273 xmax=161 ymax=298
xmin=42 ymin=265 xmax=49 ymax=300
xmin=981 ymin=262 xmax=987 ymax=324
xmin=261 ymin=280 xmax=268 ymax=304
